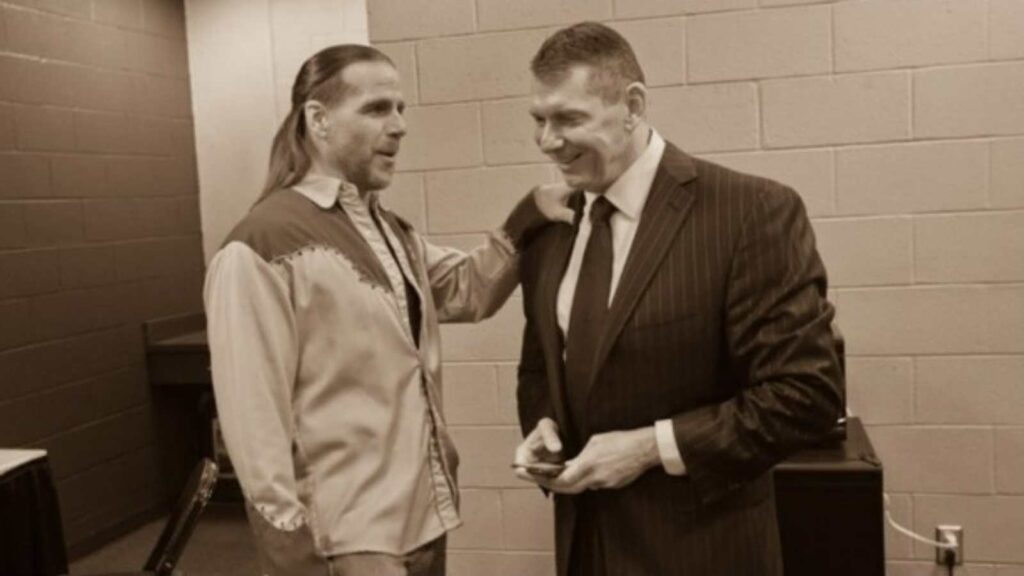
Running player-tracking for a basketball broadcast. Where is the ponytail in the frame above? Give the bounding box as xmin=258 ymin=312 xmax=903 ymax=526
xmin=259 ymin=107 xmax=311 ymax=202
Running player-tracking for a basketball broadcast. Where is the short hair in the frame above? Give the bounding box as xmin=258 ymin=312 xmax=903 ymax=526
xmin=530 ymin=22 xmax=645 ymax=102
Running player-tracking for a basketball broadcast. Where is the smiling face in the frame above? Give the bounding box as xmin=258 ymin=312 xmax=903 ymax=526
xmin=529 ymin=65 xmax=640 ymax=193
xmin=315 ymin=61 xmax=406 ymax=192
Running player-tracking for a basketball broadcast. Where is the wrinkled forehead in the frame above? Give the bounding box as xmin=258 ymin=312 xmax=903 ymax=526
xmin=529 ymin=65 xmax=605 ymax=114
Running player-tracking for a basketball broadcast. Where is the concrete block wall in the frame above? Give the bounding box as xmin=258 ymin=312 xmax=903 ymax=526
xmin=0 ymin=0 xmax=203 ymax=555
xmin=187 ymin=0 xmax=368 ymax=261
xmin=366 ymin=0 xmax=1024 ymax=573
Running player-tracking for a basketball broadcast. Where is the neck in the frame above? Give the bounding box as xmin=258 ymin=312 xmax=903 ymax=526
xmin=618 ymin=124 xmax=652 ymax=173
xmin=629 ymin=124 xmax=652 ymax=160
xmin=307 ymin=162 xmax=371 ymax=201
xmin=594 ymin=124 xmax=651 ymax=194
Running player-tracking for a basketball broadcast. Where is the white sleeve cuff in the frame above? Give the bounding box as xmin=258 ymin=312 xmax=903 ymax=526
xmin=655 ymin=419 xmax=687 ymax=476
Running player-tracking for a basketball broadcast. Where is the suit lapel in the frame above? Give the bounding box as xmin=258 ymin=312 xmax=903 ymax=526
xmin=533 ymin=193 xmax=583 ymax=447
xmin=534 ymin=223 xmax=575 ymax=362
xmin=587 ymin=145 xmax=698 ymax=395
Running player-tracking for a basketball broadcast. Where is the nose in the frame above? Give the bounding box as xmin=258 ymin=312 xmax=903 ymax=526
xmin=536 ymin=122 xmax=563 ymax=154
xmin=387 ymin=110 xmax=406 ymax=139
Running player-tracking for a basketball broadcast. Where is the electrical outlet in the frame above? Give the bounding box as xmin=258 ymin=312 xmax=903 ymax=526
xmin=935 ymin=525 xmax=964 ymax=566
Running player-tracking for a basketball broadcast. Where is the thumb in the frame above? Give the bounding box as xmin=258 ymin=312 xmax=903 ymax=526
xmin=538 ymin=418 xmax=563 ymax=454
xmin=553 ymin=205 xmax=575 ymax=225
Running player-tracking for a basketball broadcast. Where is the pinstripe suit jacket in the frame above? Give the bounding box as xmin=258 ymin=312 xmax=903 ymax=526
xmin=517 ymin=143 xmax=844 ymax=575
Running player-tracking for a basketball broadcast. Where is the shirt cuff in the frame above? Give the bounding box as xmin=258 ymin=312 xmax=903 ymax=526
xmin=655 ymin=419 xmax=687 ymax=476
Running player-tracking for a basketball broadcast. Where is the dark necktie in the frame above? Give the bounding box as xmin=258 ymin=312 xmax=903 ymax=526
xmin=564 ymin=196 xmax=616 ymax=433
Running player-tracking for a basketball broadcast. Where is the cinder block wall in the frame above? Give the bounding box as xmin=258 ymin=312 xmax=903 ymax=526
xmin=366 ymin=0 xmax=1024 ymax=574
xmin=0 ymin=0 xmax=203 ymax=554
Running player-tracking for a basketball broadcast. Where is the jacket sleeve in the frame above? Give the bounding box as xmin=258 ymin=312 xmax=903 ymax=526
xmin=516 ymin=314 xmax=555 ymax=438
xmin=425 ymin=191 xmax=549 ymax=322
xmin=204 ymin=242 xmax=327 ymax=575
xmin=671 ymin=184 xmax=844 ymax=505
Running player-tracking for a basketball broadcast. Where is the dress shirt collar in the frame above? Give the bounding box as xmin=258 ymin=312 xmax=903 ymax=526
xmin=584 ymin=129 xmax=666 ymax=220
xmin=291 ymin=172 xmax=379 ymax=210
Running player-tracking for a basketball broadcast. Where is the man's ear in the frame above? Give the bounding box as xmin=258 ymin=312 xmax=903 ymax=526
xmin=303 ymin=100 xmax=329 ymax=140
xmin=623 ymin=82 xmax=648 ymax=132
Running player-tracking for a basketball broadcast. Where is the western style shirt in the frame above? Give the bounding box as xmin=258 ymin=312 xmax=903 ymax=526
xmin=204 ymin=174 xmax=543 ymax=570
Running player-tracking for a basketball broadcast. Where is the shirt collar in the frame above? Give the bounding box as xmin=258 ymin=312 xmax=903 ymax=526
xmin=584 ymin=129 xmax=665 ymax=221
xmin=291 ymin=172 xmax=378 ymax=210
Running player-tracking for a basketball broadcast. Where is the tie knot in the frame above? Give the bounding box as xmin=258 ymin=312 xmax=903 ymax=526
xmin=589 ymin=196 xmax=615 ymax=224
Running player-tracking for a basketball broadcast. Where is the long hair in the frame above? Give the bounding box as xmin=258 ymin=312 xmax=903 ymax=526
xmin=259 ymin=44 xmax=393 ymax=201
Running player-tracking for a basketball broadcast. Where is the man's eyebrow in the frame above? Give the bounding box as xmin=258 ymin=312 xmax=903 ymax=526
xmin=552 ymin=109 xmax=586 ymax=121
xmin=360 ymin=97 xmax=403 ymax=111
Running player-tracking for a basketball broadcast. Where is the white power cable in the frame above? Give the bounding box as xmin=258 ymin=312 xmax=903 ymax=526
xmin=883 ymin=493 xmax=957 ymax=550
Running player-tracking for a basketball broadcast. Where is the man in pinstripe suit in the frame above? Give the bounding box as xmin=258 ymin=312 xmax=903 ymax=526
xmin=512 ymin=22 xmax=844 ymax=576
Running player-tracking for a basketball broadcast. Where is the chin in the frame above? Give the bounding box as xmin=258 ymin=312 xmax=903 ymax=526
xmin=368 ymin=174 xmax=394 ymax=191
xmin=558 ymin=167 xmax=598 ymax=190
xmin=560 ymin=173 xmax=586 ymax=189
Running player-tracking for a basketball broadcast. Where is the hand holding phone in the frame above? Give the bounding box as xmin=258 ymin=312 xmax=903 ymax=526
xmin=512 ymin=461 xmax=566 ymax=478
xmin=513 ymin=418 xmax=566 ymax=481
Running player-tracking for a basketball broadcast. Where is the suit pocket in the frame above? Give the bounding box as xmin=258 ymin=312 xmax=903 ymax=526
xmin=617 ymin=309 xmax=709 ymax=366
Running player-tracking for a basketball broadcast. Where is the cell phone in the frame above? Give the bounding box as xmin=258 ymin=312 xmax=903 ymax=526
xmin=512 ymin=461 xmax=566 ymax=477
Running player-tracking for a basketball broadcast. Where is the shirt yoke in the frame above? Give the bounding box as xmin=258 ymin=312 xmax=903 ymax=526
xmin=223 ymin=189 xmax=395 ymax=292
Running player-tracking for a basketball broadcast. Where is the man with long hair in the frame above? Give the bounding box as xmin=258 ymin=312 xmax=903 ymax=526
xmin=204 ymin=44 xmax=569 ymax=576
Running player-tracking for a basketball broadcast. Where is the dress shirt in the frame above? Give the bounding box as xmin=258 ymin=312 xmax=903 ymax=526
xmin=555 ymin=130 xmax=686 ymax=475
